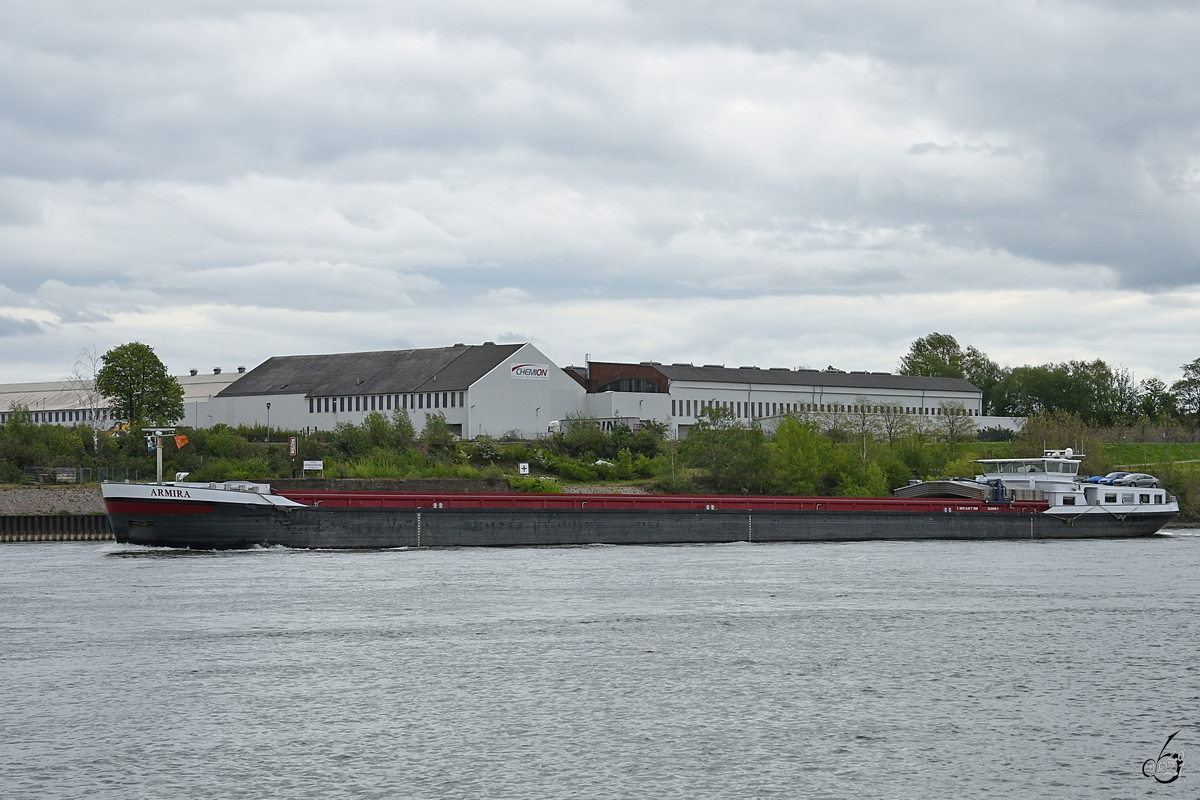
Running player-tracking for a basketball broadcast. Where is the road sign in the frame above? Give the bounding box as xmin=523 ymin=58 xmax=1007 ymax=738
xmin=289 ymin=436 xmax=298 ymax=457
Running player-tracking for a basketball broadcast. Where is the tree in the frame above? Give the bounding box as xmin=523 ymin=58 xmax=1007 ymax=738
xmin=900 ymin=333 xmax=1003 ymax=414
xmin=66 ymin=346 xmax=108 ymax=455
xmin=95 ymin=342 xmax=184 ymax=426
xmin=961 ymin=347 xmax=1003 ymax=414
xmin=935 ymin=401 xmax=977 ymax=459
xmin=420 ymin=412 xmax=457 ymax=460
xmin=898 ymin=333 xmax=967 ymax=378
xmin=1172 ymin=358 xmax=1200 ymax=423
xmin=771 ymin=416 xmax=831 ymax=495
xmin=1138 ymin=378 xmax=1177 ymax=421
xmin=682 ymin=406 xmax=770 ymax=494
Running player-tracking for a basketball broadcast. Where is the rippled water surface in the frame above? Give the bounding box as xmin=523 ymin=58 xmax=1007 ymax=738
xmin=2 ymin=535 xmax=1199 ymax=799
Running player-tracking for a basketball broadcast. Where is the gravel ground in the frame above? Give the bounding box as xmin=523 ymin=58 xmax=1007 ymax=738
xmin=0 ymin=486 xmax=105 ymax=515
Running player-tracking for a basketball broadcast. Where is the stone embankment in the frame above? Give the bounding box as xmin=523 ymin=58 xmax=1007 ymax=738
xmin=0 ymin=485 xmax=106 ymax=515
xmin=0 ymin=486 xmax=111 ymax=542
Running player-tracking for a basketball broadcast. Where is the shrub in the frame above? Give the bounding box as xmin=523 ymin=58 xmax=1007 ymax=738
xmin=508 ymin=476 xmax=561 ymax=493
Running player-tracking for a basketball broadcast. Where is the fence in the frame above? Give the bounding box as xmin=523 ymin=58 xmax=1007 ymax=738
xmin=22 ymin=467 xmax=138 ymax=485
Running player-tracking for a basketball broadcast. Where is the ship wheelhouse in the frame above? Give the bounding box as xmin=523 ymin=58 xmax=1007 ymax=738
xmin=974 ymin=449 xmax=1176 ymax=511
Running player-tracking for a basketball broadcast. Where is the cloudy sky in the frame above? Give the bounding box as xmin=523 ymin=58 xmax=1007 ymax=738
xmin=2 ymin=0 xmax=1198 ymax=383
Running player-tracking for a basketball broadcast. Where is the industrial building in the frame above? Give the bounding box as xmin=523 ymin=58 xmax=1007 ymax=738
xmin=0 ymin=370 xmax=245 ymax=427
xmin=210 ymin=342 xmax=584 ymax=439
xmin=0 ymin=343 xmax=1022 ymax=437
xmin=573 ymin=360 xmax=1014 ymax=438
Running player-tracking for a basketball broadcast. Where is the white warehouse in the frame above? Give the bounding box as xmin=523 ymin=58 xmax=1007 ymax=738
xmin=573 ymin=360 xmax=1003 ymax=438
xmin=209 ymin=342 xmax=584 ymax=439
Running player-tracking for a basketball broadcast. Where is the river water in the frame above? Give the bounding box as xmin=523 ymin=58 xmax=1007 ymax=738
xmin=1 ymin=536 xmax=1197 ymax=799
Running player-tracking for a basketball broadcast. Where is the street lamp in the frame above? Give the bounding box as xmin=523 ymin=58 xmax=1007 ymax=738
xmin=266 ymin=403 xmax=271 ymax=443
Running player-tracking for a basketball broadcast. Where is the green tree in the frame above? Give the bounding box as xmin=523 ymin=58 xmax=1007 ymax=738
xmin=771 ymin=416 xmax=832 ymax=495
xmin=1139 ymin=377 xmax=1178 ymax=421
xmin=899 ymin=333 xmax=1003 ymax=413
xmin=682 ymin=406 xmax=770 ymax=493
xmin=95 ymin=342 xmax=184 ymax=426
xmin=421 ymin=412 xmax=457 ymax=460
xmin=1172 ymin=358 xmax=1200 ymax=423
xmin=898 ymin=333 xmax=967 ymax=378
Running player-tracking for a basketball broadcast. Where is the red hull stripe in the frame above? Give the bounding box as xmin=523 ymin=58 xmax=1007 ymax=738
xmin=106 ymin=500 xmax=216 ymax=515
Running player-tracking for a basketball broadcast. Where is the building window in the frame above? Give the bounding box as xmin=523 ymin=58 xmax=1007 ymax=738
xmin=402 ymin=395 xmax=408 ymax=409
xmin=443 ymin=392 xmax=448 ymax=408
xmin=386 ymin=395 xmax=392 ymax=410
xmin=458 ymin=392 xmax=464 ymax=407
xmin=309 ymin=398 xmax=314 ymax=413
xmin=597 ymin=378 xmax=660 ymax=393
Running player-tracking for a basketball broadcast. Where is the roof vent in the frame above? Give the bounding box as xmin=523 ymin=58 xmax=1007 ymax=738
xmin=672 ymin=362 xmax=693 ymax=367
xmin=483 ymin=341 xmax=496 ymax=346
xmin=703 ymin=364 xmax=724 ymax=368
xmin=189 ymin=369 xmax=198 ymax=376
xmin=213 ymin=368 xmax=222 ymax=375
xmin=237 ymin=366 xmax=246 ymax=373
xmin=454 ymin=343 xmax=465 ymax=347
xmin=769 ymin=367 xmax=789 ymax=371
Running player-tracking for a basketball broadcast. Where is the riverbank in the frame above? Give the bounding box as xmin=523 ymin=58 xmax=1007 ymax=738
xmin=0 ymin=486 xmax=106 ymax=515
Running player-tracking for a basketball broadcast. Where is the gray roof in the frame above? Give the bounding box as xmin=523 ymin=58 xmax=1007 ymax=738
xmin=653 ymin=364 xmax=979 ymax=393
xmin=218 ymin=343 xmax=524 ymax=398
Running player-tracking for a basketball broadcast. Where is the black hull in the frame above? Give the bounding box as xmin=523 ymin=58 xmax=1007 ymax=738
xmin=109 ymin=505 xmax=1178 ymax=550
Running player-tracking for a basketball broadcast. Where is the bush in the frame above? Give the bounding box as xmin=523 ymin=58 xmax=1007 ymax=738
xmin=548 ymin=457 xmax=596 ymax=482
xmin=471 ymin=436 xmax=501 ymax=464
xmin=191 ymin=458 xmax=272 ymax=481
xmin=508 ymin=476 xmax=561 ymax=493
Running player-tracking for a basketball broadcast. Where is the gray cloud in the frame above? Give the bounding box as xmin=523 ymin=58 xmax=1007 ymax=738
xmin=1 ymin=1 xmax=1199 ymax=380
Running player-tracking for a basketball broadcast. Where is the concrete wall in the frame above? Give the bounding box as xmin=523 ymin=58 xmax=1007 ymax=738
xmin=585 ymin=392 xmax=671 ymax=425
xmin=200 ymin=392 xmax=308 ymax=431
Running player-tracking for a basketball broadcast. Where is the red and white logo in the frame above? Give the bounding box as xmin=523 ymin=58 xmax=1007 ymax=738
xmin=511 ymin=363 xmax=550 ymax=380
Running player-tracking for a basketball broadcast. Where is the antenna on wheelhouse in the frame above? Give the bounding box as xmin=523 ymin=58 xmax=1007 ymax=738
xmin=142 ymin=427 xmax=176 ymax=484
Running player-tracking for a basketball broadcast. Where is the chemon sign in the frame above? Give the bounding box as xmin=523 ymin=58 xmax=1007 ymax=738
xmin=510 ymin=363 xmax=550 ymax=380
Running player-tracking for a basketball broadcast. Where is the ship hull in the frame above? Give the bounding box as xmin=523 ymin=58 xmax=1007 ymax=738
xmin=106 ymin=499 xmax=1178 ymax=550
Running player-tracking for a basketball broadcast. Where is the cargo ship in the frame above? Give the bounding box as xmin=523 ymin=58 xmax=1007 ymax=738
xmin=101 ymin=449 xmax=1178 ymax=549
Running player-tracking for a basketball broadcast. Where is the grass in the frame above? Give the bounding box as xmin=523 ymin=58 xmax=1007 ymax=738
xmin=1104 ymin=441 xmax=1200 ymax=468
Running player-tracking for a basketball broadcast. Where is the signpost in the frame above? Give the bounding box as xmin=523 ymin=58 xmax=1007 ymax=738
xmin=303 ymin=460 xmax=324 ymax=477
xmin=518 ymin=462 xmax=530 ymax=475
